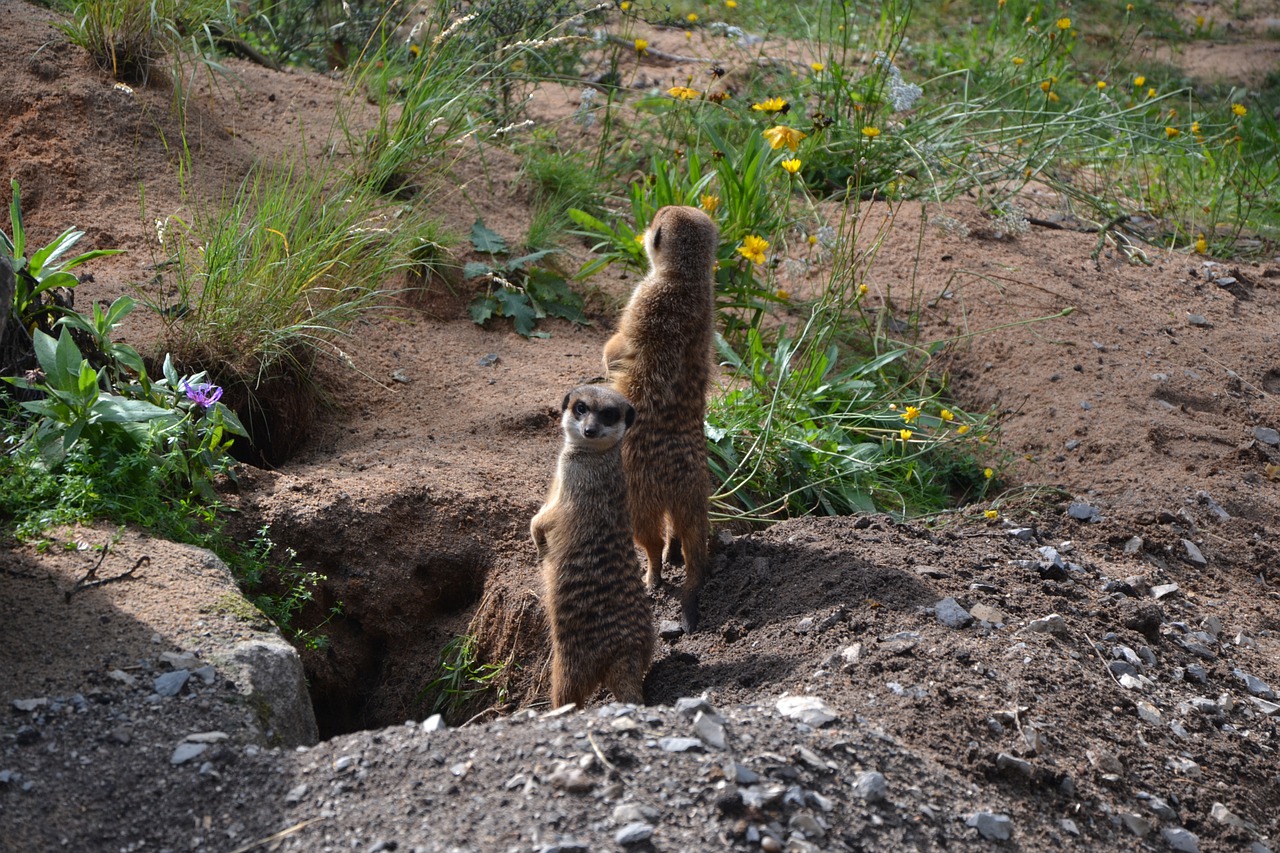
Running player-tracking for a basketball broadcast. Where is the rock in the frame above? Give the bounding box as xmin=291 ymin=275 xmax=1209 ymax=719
xmin=1184 ymin=664 xmax=1208 ymax=683
xmin=840 ymin=644 xmax=863 ymax=670
xmin=14 ymin=726 xmax=40 ymax=746
xmin=333 ymin=755 xmax=357 ymax=772
xmin=1161 ymin=826 xmax=1199 ymax=852
xmin=1060 ymin=818 xmax=1079 ymax=836
xmin=692 ymin=711 xmax=725 ymax=749
xmin=1118 ymin=673 xmax=1147 ymax=691
xmin=1113 ymin=645 xmax=1142 ymax=668
xmin=226 ymin=636 xmax=319 ymax=747
xmin=776 ymin=696 xmax=838 ymax=727
xmin=1210 ymin=802 xmax=1255 ymax=831
xmin=1180 ymin=540 xmax=1207 ymax=567
xmin=107 ymin=670 xmax=137 ymax=687
xmin=674 ymin=696 xmax=716 ymax=718
xmin=1136 ymin=701 xmax=1164 ymax=726
xmin=725 ymin=762 xmax=759 ymax=784
xmin=11 ymin=698 xmax=48 ymax=713
xmin=170 ymin=742 xmax=208 ymax=765
xmin=1109 ymin=661 xmax=1138 ymax=679
xmin=1151 ymin=583 xmax=1180 ymax=600
xmin=1248 ymin=696 xmax=1280 ymax=716
xmin=1146 ymin=795 xmax=1179 ymax=821
xmin=614 ymin=823 xmax=653 ymax=845
xmin=549 ymin=768 xmax=594 ymax=793
xmin=966 ymin=812 xmax=1013 ymax=841
xmin=1067 ymin=502 xmax=1099 ymax=521
xmin=969 ymin=603 xmax=1006 ymax=626
xmin=1186 ymin=313 xmax=1209 ymax=327
xmin=935 ymin=597 xmax=973 ymax=629
xmin=1166 ymin=757 xmax=1202 ymax=778
xmin=153 ymin=670 xmax=190 ymax=697
xmin=160 ymin=651 xmax=202 ymax=670
xmin=996 ymin=752 xmax=1034 ymax=778
xmin=1186 ymin=697 xmax=1221 ymax=715
xmin=658 ymin=620 xmax=684 ymax=640
xmin=184 ymin=731 xmax=229 ymax=744
xmin=1232 ymin=669 xmax=1276 ymax=699
xmin=789 ymin=813 xmax=826 ymax=839
xmin=793 ymin=745 xmax=828 ymax=771
xmin=657 ymin=737 xmax=703 ymax=753
xmin=1087 ymin=750 xmax=1124 ymax=775
xmin=1007 ymin=527 xmax=1036 ymax=541
xmin=1119 ymin=813 xmax=1152 ymax=837
xmin=421 ymin=714 xmax=446 ymax=732
xmin=794 ymin=616 xmax=815 ymax=633
xmin=285 ymin=783 xmax=308 ymax=805
xmin=1254 ymin=426 xmax=1280 ymax=446
xmin=1123 ymin=536 xmax=1144 ymax=554
xmin=852 ymin=771 xmax=887 ymax=802
xmin=192 ymin=665 xmax=217 ymax=685
xmin=612 ymin=803 xmax=659 ymax=825
xmin=1025 ymin=614 xmax=1068 ymax=635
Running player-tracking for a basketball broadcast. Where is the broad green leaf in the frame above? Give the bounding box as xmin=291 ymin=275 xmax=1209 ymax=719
xmin=468 ymin=294 xmax=496 ymax=326
xmin=495 ymin=288 xmax=537 ymax=336
xmin=505 ymin=249 xmax=557 ymax=271
xmin=60 ymin=248 xmax=124 ymax=271
xmin=93 ymin=395 xmax=173 ymax=423
xmin=32 ymin=329 xmax=58 ymax=377
xmin=9 ymin=179 xmax=24 ymax=260
xmin=53 ymin=329 xmax=86 ymax=389
xmin=33 ymin=270 xmax=79 ymax=293
xmin=469 ymin=219 xmax=508 ymax=254
xmin=462 ymin=261 xmax=493 ymax=279
xmin=29 ymin=228 xmax=82 ymax=272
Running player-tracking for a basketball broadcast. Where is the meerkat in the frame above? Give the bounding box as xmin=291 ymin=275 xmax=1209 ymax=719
xmin=531 ymin=384 xmax=654 ymax=708
xmin=603 ymin=204 xmax=718 ymax=633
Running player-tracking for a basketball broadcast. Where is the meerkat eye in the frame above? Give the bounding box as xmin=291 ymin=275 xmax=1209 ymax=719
xmin=572 ymin=400 xmax=589 ymax=417
xmin=597 ymin=407 xmax=620 ymax=426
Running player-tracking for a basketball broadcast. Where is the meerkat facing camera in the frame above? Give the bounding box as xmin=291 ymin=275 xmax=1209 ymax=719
xmin=531 ymin=384 xmax=654 ymax=708
xmin=603 ymin=204 xmax=718 ymax=633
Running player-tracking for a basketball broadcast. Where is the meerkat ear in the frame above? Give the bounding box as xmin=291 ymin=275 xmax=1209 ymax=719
xmin=560 ymin=392 xmax=571 ymax=412
xmin=624 ymin=403 xmax=636 ymax=429
xmin=651 ymin=224 xmax=661 ymax=252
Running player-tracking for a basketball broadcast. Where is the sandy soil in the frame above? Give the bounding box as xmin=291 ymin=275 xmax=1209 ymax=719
xmin=1 ymin=1 xmax=1278 ymax=850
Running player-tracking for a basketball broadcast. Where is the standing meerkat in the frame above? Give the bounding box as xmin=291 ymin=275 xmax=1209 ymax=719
xmin=531 ymin=384 xmax=654 ymax=708
xmin=603 ymin=204 xmax=718 ymax=633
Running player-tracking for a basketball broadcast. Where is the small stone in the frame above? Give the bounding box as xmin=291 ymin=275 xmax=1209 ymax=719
xmin=852 ymin=771 xmax=887 ymax=802
xmin=1166 ymin=756 xmax=1202 ymax=778
xmin=1210 ymin=802 xmax=1254 ymax=831
xmin=840 ymin=644 xmax=863 ymax=670
xmin=549 ymin=768 xmax=594 ymax=793
xmin=1119 ymin=813 xmax=1152 ymax=837
xmin=1060 ymin=819 xmax=1080 ymax=836
xmin=1065 ymin=439 xmax=1080 ymax=450
xmin=285 ymin=783 xmax=308 ymax=804
xmin=1109 ymin=661 xmax=1138 ymax=679
xmin=14 ymin=726 xmax=40 ymax=746
xmin=793 ymin=745 xmax=828 ymax=771
xmin=153 ymin=670 xmax=190 ymax=697
xmin=160 ymin=651 xmax=202 ymax=670
xmin=692 ymin=711 xmax=726 ymax=750
xmin=775 ymin=696 xmax=838 ymax=727
xmin=421 ymin=714 xmax=446 ymax=732
xmin=192 ymin=665 xmax=217 ymax=685
xmin=795 ymin=616 xmax=815 ymax=633
xmin=170 ymin=743 xmax=208 ymax=765
xmin=614 ymin=823 xmax=653 ymax=845
xmin=1113 ymin=645 xmax=1142 ymax=668
xmin=1087 ymin=750 xmax=1124 ymax=775
xmin=1025 ymin=614 xmax=1068 ymax=635
xmin=726 ymin=762 xmax=759 ymax=784
xmin=674 ymin=696 xmax=715 ymax=718
xmin=1180 ymin=540 xmax=1207 ymax=567
xmin=935 ymin=597 xmax=974 ymax=629
xmin=1123 ymin=536 xmax=1143 ymax=554
xmin=1161 ymin=827 xmax=1200 ymax=853
xmin=1253 ymin=426 xmax=1280 ymax=446
xmin=106 ymin=727 xmax=131 ymax=745
xmin=107 ymin=670 xmax=136 ymax=687
xmin=11 ymin=698 xmax=48 ymax=713
xmin=1007 ymin=527 xmax=1036 ymax=541
xmin=184 ymin=731 xmax=228 ymax=744
xmin=657 ymin=737 xmax=703 ymax=753
xmin=1151 ymin=583 xmax=1180 ymax=600
xmin=1232 ymin=669 xmax=1276 ymax=699
xmin=789 ymin=813 xmax=826 ymax=839
xmin=1147 ymin=796 xmax=1179 ymax=821
xmin=1186 ymin=313 xmax=1209 ymax=327
xmin=1248 ymin=696 xmax=1280 ymax=716
xmin=968 ymin=603 xmax=1006 ymax=626
xmin=1136 ymin=701 xmax=1164 ymax=726
xmin=658 ymin=621 xmax=684 ymax=640
xmin=1068 ymin=502 xmax=1099 ymax=522
xmin=1118 ymin=673 xmax=1147 ymax=691
xmin=333 ymin=756 xmax=357 ymax=773
xmin=1187 ymin=697 xmax=1221 ymax=715
xmin=996 ymin=752 xmax=1034 ymax=778
xmin=760 ymin=836 xmax=782 ymax=853
xmin=476 ymin=353 xmax=500 ymax=367
xmin=966 ymin=812 xmax=1013 ymax=841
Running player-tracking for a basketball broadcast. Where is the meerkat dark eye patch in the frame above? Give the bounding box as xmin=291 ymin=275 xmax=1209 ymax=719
xmin=597 ymin=407 xmax=621 ymax=426
xmin=573 ymin=400 xmax=589 ymax=416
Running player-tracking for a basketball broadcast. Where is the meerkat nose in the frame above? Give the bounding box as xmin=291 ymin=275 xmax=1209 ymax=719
xmin=582 ymin=424 xmax=599 ymax=438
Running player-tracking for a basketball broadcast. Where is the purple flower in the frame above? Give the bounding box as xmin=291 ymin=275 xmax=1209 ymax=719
xmin=180 ymin=380 xmax=223 ymax=409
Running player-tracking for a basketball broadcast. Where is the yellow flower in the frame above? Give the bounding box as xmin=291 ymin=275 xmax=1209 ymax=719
xmin=781 ymin=158 xmax=801 ymax=174
xmin=998 ymin=0 xmax=1005 ymax=6
xmin=861 ymin=126 xmax=881 ymax=138
xmin=1166 ymin=126 xmax=1180 ymax=138
xmin=903 ymin=405 xmax=921 ymax=424
xmin=1195 ymin=14 xmax=1205 ymax=27
xmin=737 ymin=235 xmax=769 ymax=264
xmin=685 ymin=30 xmax=691 ymax=39
xmin=1096 ymin=80 xmax=1107 ymax=91
xmin=752 ymin=97 xmax=788 ymax=113
xmin=634 ymin=38 xmax=648 ymax=53
xmin=762 ymin=125 xmax=807 ymax=151
xmin=984 ymin=467 xmax=994 ymax=479
xmin=1012 ymin=56 xmax=1025 ymax=65
xmin=1147 ymin=87 xmax=1157 ymax=98
xmin=940 ymin=409 xmax=954 ymax=422
xmin=726 ymin=0 xmax=736 ymax=7
xmin=1134 ymin=75 xmax=1145 ymax=87
xmin=687 ymin=12 xmax=698 ymax=22
xmin=634 ymin=233 xmax=645 ymax=245
xmin=899 ymin=429 xmax=913 ymax=441
xmin=807 ymin=234 xmax=818 ymax=246
xmin=984 ymin=509 xmax=999 ymax=519
xmin=699 ymin=194 xmax=720 ymax=214
xmin=858 ymin=283 xmax=868 ymax=295
xmin=1127 ymin=3 xmax=1134 ymax=10
xmin=775 ymin=288 xmax=790 ymax=300
xmin=957 ymin=424 xmax=971 ymax=435
xmin=811 ymin=62 xmax=824 ymax=73
xmin=667 ymin=86 xmax=700 ymax=100
xmin=409 ymin=42 xmax=421 ymax=57
xmin=1049 ymin=91 xmax=1061 ymax=102
xmin=1040 ymin=80 xmax=1052 ymax=92
xmin=621 ymin=1 xmax=631 ymax=8
xmin=1191 ymin=121 xmax=1201 ymax=133
xmin=1194 ymin=234 xmax=1207 ymax=254
xmin=1056 ymin=16 xmax=1071 ymax=30
xmin=1232 ymin=103 xmax=1247 ymax=117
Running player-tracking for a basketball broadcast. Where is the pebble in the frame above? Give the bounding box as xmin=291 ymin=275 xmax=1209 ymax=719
xmin=549 ymin=768 xmax=593 ymax=793
xmin=1024 ymin=614 xmax=1067 ymax=635
xmin=775 ymin=696 xmax=838 ymax=727
xmin=1109 ymin=661 xmax=1138 ymax=679
xmin=726 ymin=762 xmax=759 ymax=784
xmin=1145 ymin=795 xmax=1178 ymax=821
xmin=1136 ymin=701 xmax=1164 ymax=726
xmin=1184 ymin=663 xmax=1208 ymax=683
xmin=1186 ymin=313 xmax=1209 ymax=327
xmin=421 ymin=714 xmax=446 ymax=732
xmin=692 ymin=712 xmax=726 ymax=750
xmin=1087 ymin=750 xmax=1124 ymax=775
xmin=1151 ymin=583 xmax=1180 ymax=600
xmin=159 ymin=651 xmax=202 ymax=670
xmin=840 ymin=644 xmax=863 ymax=670
xmin=1254 ymin=426 xmax=1280 ymax=446
xmin=1060 ymin=818 xmax=1079 ymax=836
xmin=658 ymin=621 xmax=684 ymax=640
xmin=333 ymin=756 xmax=357 ymax=773
xmin=657 ymin=737 xmax=703 ymax=753
xmin=614 ymin=823 xmax=653 ymax=845
xmin=612 ymin=803 xmax=658 ymax=824
xmin=107 ymin=670 xmax=136 ymax=687
xmin=1162 ymin=827 xmax=1200 ymax=852
xmin=15 ymin=726 xmax=40 ymax=746
xmin=852 ymin=771 xmax=887 ymax=802
xmin=1119 ymin=813 xmax=1152 ymax=837
xmin=1180 ymin=540 xmax=1207 ymax=567
xmin=1248 ymin=697 xmax=1280 ymax=716
xmin=1007 ymin=527 xmax=1036 ymax=541
xmin=1232 ymin=669 xmax=1276 ymax=699
xmin=1166 ymin=757 xmax=1201 ymax=778
xmin=935 ymin=597 xmax=973 ymax=629
xmin=968 ymin=603 xmax=1005 ymax=626
xmin=966 ymin=812 xmax=1012 ymax=841
xmin=285 ymin=783 xmax=308 ymax=804
xmin=675 ymin=697 xmax=716 ymax=719
xmin=153 ymin=670 xmax=190 ymax=697
xmin=1210 ymin=802 xmax=1253 ymax=831
xmin=170 ymin=743 xmax=208 ymax=765
xmin=1067 ymin=502 xmax=1099 ymax=522
xmin=789 ymin=813 xmax=826 ymax=839
xmin=11 ymin=698 xmax=48 ymax=713
xmin=995 ymin=752 xmax=1033 ymax=779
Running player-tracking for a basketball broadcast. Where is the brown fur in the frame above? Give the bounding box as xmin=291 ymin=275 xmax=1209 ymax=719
xmin=531 ymin=385 xmax=654 ymax=708
xmin=603 ymin=205 xmax=718 ymax=632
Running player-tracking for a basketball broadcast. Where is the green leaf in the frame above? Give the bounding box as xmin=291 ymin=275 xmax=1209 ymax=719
xmin=495 ymin=288 xmax=537 ymax=336
xmin=93 ymin=395 xmax=173 ymax=423
xmin=32 ymin=270 xmax=79 ymax=293
xmin=468 ymin=294 xmax=497 ymax=326
xmin=9 ymin=179 xmax=25 ymax=261
xmin=60 ymin=248 xmax=125 ymax=271
xmin=463 ymin=261 xmax=494 ymax=279
xmin=469 ymin=219 xmax=508 ymax=254
xmin=29 ymin=228 xmax=83 ymax=273
xmin=53 ymin=328 xmax=86 ymax=389
xmin=505 ymin=249 xmax=557 ymax=271
xmin=32 ymin=329 xmax=58 ymax=377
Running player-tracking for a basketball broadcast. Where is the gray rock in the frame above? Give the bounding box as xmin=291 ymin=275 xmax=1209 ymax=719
xmin=1248 ymin=696 xmax=1280 ymax=716
xmin=333 ymin=755 xmax=357 ymax=773
xmin=1232 ymin=669 xmax=1276 ymax=699
xmin=285 ymin=783 xmax=308 ymax=805
xmin=1254 ymin=426 xmax=1280 ymax=446
xmin=776 ymin=696 xmax=838 ymax=727
xmin=935 ymin=597 xmax=973 ymax=629
xmin=1113 ymin=645 xmax=1142 ymax=668
xmin=421 ymin=714 xmax=446 ymax=732
xmin=170 ymin=742 xmax=208 ymax=765
xmin=1146 ymin=795 xmax=1179 ymax=821
xmin=1180 ymin=540 xmax=1207 ymax=567
xmin=614 ymin=823 xmax=653 ymax=845
xmin=107 ymin=670 xmax=136 ymax=688
xmin=1137 ymin=646 xmax=1158 ymax=667
xmin=11 ymin=698 xmax=48 ymax=713
xmin=1166 ymin=757 xmax=1202 ymax=778
xmin=1161 ymin=826 xmax=1199 ymax=852
xmin=226 ymin=636 xmax=319 ymax=747
xmin=966 ymin=812 xmax=1013 ymax=841
xmin=1187 ymin=313 xmax=1209 ymax=327
xmin=1025 ymin=614 xmax=1068 ymax=635
xmin=674 ymin=696 xmax=716 ymax=718
xmin=692 ymin=711 xmax=725 ymax=749
xmin=160 ymin=651 xmax=203 ymax=670
xmin=1060 ymin=818 xmax=1080 ymax=836
xmin=14 ymin=726 xmax=40 ymax=746
xmin=548 ymin=768 xmax=593 ymax=793
xmin=1152 ymin=583 xmax=1180 ymax=600
xmin=1007 ymin=527 xmax=1036 ymax=541
xmin=153 ymin=670 xmax=190 ymax=697
xmin=726 ymin=762 xmax=759 ymax=784
xmin=658 ymin=620 xmax=684 ymax=640
xmin=1119 ymin=813 xmax=1152 ymax=837
xmin=1210 ymin=802 xmax=1255 ymax=831
xmin=969 ymin=603 xmax=1006 ymax=626
xmin=184 ymin=731 xmax=228 ymax=744
xmin=1184 ymin=664 xmax=1208 ymax=683
xmin=789 ymin=813 xmax=826 ymax=839
xmin=657 ymin=737 xmax=703 ymax=753
xmin=612 ymin=803 xmax=659 ymax=824
xmin=995 ymin=752 xmax=1034 ymax=778
xmin=191 ymin=665 xmax=217 ymax=685
xmin=852 ymin=771 xmax=887 ymax=802
xmin=1068 ymin=502 xmax=1099 ymax=521
xmin=1136 ymin=701 xmax=1164 ymax=726
xmin=1109 ymin=661 xmax=1139 ymax=679
xmin=1123 ymin=536 xmax=1144 ymax=554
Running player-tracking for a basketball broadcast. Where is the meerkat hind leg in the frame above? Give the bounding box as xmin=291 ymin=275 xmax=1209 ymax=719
xmin=672 ymin=516 xmax=708 ymax=634
xmin=604 ymin=661 xmax=646 ymax=705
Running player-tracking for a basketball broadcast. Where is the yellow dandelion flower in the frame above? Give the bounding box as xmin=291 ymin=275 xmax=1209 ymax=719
xmin=634 ymin=38 xmax=648 ymax=53
xmin=1048 ymin=92 xmax=1059 ymax=102
xmin=687 ymin=12 xmax=698 ymax=22
xmin=726 ymin=0 xmax=736 ymax=7
xmin=667 ymin=86 xmax=700 ymax=100
xmin=1232 ymin=103 xmax=1247 ymax=117
xmin=858 ymin=284 xmax=868 ymax=295
xmin=1195 ymin=14 xmax=1205 ymax=27
xmin=781 ymin=158 xmax=801 ymax=174
xmin=1134 ymin=75 xmax=1145 ymax=87
xmin=1166 ymin=126 xmax=1180 ymax=138
xmin=1194 ymin=234 xmax=1207 ymax=254
xmin=900 ymin=429 xmax=913 ymax=441
xmin=775 ymin=288 xmax=790 ymax=300
xmin=1012 ymin=56 xmax=1025 ymax=65
xmin=751 ymin=97 xmax=788 ymax=113
xmin=1040 ymin=80 xmax=1052 ymax=92
xmin=807 ymin=234 xmax=818 ymax=246
xmin=811 ymin=62 xmax=824 ymax=73
xmin=621 ymin=0 xmax=631 ymax=8
xmin=984 ymin=467 xmax=994 ymax=479
xmin=957 ymin=424 xmax=971 ymax=435
xmin=861 ymin=126 xmax=881 ymax=138
xmin=634 ymin=233 xmax=645 ymax=245
xmin=1056 ymin=16 xmax=1071 ymax=30
xmin=737 ymin=235 xmax=769 ymax=264
xmin=903 ymin=405 xmax=921 ymax=424
xmin=1191 ymin=121 xmax=1201 ymax=133
xmin=984 ymin=509 xmax=999 ymax=519
xmin=1096 ymin=80 xmax=1107 ymax=91
xmin=1147 ymin=87 xmax=1157 ymax=98
xmin=762 ymin=125 xmax=807 ymax=151
xmin=999 ymin=0 xmax=1006 ymax=7
xmin=699 ymin=194 xmax=720 ymax=214
xmin=685 ymin=30 xmax=691 ymax=39
xmin=1127 ymin=3 xmax=1134 ymax=10
xmin=940 ymin=409 xmax=955 ymax=422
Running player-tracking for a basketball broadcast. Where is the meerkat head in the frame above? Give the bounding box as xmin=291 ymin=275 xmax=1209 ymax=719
xmin=644 ymin=205 xmax=719 ymax=278
xmin=560 ymin=385 xmax=636 ymax=451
